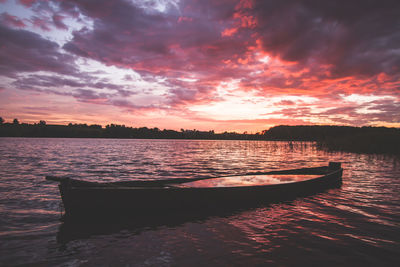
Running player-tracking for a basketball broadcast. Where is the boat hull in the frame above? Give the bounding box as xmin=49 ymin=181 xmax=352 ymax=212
xmin=56 ymin=165 xmax=343 ymax=220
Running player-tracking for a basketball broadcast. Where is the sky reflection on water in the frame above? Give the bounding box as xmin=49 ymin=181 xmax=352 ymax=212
xmin=0 ymin=138 xmax=399 ymax=266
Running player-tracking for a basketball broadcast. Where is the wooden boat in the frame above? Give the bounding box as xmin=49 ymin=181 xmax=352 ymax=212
xmin=46 ymin=162 xmax=343 ymax=220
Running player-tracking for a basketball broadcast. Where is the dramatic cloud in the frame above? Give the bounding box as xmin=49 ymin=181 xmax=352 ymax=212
xmin=61 ymin=0 xmax=248 ymax=79
xmin=0 ymin=0 xmax=399 ymax=131
xmin=250 ymin=0 xmax=400 ymax=76
xmin=0 ymin=24 xmax=77 ymax=77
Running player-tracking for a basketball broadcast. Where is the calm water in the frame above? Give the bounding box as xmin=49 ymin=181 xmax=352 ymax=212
xmin=0 ymin=138 xmax=399 ymax=266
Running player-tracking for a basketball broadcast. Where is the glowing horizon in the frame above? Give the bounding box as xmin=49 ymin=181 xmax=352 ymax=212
xmin=0 ymin=0 xmax=399 ymax=133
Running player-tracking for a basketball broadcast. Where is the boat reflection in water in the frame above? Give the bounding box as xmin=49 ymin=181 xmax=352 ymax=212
xmin=56 ymin=207 xmax=241 ymax=244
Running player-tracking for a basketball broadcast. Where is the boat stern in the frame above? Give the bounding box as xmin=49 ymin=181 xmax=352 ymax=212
xmin=328 ymin=162 xmax=342 ymax=170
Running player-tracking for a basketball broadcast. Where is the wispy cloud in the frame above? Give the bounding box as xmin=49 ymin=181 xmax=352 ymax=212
xmin=0 ymin=0 xmax=399 ymax=131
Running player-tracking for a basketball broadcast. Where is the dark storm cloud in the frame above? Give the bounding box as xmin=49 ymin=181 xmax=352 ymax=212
xmin=320 ymin=106 xmax=359 ymax=116
xmin=73 ymin=88 xmax=109 ymax=101
xmin=2 ymin=0 xmax=399 ymax=128
xmin=0 ymin=24 xmax=77 ymax=77
xmin=12 ymin=75 xmax=84 ymax=89
xmin=58 ymin=0 xmax=400 ymax=102
xmin=12 ymin=73 xmax=138 ymax=99
xmin=72 ymin=89 xmax=155 ymax=110
xmin=322 ymin=101 xmax=400 ymax=125
xmin=6 ymin=0 xmax=400 ymax=82
xmin=368 ymin=99 xmax=400 ymax=121
xmin=252 ymin=0 xmax=400 ymax=77
xmin=61 ymin=0 xmax=247 ymax=77
xmin=59 ymin=0 xmax=253 ymax=106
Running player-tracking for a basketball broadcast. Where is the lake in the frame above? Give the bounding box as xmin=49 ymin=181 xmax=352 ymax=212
xmin=0 ymin=138 xmax=399 ymax=266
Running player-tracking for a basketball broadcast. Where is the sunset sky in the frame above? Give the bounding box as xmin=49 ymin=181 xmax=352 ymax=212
xmin=0 ymin=0 xmax=399 ymax=133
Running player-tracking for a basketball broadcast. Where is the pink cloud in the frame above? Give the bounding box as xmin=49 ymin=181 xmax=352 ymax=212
xmin=31 ymin=16 xmax=51 ymax=31
xmin=0 ymin=0 xmax=399 ymax=131
xmin=0 ymin=13 xmax=26 ymax=28
xmin=275 ymin=100 xmax=296 ymax=106
xmin=52 ymin=14 xmax=67 ymax=30
xmin=18 ymin=0 xmax=36 ymax=7
xmin=177 ymin=16 xmax=192 ymax=23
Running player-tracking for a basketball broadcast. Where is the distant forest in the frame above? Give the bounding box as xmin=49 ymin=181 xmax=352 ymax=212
xmin=1 ymin=117 xmax=399 ymax=155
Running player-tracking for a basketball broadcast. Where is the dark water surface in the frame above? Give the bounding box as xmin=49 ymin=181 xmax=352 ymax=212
xmin=0 ymin=138 xmax=399 ymax=266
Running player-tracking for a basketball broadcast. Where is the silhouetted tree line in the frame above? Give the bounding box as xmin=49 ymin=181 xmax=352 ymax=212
xmin=1 ymin=118 xmax=399 ymax=155
xmin=261 ymin=125 xmax=400 ymax=155
xmin=261 ymin=125 xmax=399 ymax=141
xmin=0 ymin=119 xmax=260 ymax=140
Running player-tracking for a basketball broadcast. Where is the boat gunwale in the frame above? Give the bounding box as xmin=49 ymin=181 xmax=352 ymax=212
xmin=65 ymin=168 xmax=342 ymax=191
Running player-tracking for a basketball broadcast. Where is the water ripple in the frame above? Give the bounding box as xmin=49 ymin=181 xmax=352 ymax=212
xmin=0 ymin=138 xmax=399 ymax=266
